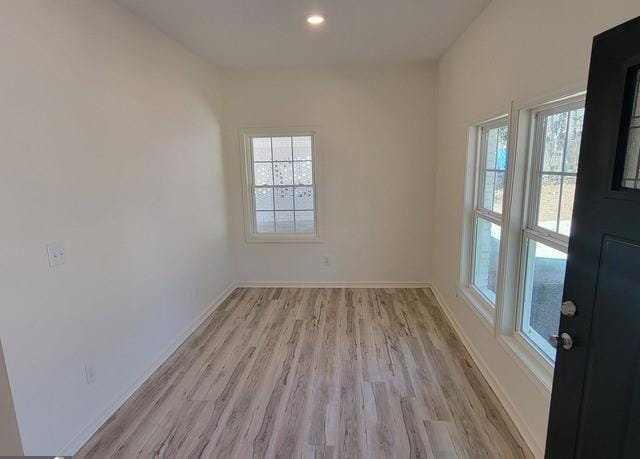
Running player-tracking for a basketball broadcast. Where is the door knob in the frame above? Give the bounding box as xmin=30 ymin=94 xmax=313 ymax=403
xmin=550 ymin=332 xmax=573 ymax=350
xmin=561 ymin=300 xmax=577 ymax=317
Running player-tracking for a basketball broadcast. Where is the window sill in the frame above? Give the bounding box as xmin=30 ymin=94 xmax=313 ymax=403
xmin=457 ymin=285 xmax=496 ymax=331
xmin=245 ymin=234 xmax=324 ymax=244
xmin=498 ymin=332 xmax=554 ymax=394
xmin=456 ymin=286 xmax=553 ymax=395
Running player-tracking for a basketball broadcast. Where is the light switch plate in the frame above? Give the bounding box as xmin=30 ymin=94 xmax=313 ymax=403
xmin=46 ymin=241 xmax=66 ymax=267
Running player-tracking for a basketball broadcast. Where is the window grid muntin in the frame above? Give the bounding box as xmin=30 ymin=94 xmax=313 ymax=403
xmin=470 ymin=118 xmax=509 ymax=307
xmin=517 ymin=99 xmax=585 ymax=361
xmin=250 ymin=135 xmax=316 ymax=235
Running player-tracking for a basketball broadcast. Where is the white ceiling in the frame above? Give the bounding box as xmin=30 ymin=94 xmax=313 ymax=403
xmin=116 ymin=0 xmax=489 ymax=69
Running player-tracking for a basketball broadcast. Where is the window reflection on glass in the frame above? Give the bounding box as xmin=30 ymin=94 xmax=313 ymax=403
xmin=520 ymin=239 xmax=567 ymax=361
xmin=536 ymin=107 xmax=584 ymax=237
xmin=480 ymin=125 xmax=508 ymax=215
xmin=472 ymin=217 xmax=501 ymax=304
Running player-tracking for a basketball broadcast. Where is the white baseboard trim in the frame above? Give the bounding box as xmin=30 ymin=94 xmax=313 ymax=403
xmin=60 ymin=281 xmax=238 ymax=456
xmin=234 ymin=280 xmax=431 ymax=288
xmin=429 ymin=285 xmax=545 ymax=459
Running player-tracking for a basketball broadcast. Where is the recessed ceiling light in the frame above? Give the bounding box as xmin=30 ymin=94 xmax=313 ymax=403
xmin=307 ymin=14 xmax=325 ymax=25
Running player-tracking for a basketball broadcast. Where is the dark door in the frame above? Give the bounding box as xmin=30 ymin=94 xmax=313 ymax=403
xmin=546 ymin=16 xmax=640 ymax=458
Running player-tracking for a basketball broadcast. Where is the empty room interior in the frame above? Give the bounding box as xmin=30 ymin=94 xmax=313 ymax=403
xmin=3 ymin=1 xmax=640 ymax=457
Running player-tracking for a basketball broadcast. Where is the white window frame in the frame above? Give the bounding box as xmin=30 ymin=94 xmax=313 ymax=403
xmin=515 ymin=96 xmax=585 ymax=362
xmin=239 ymin=127 xmax=323 ymax=243
xmin=460 ymin=88 xmax=587 ymax=393
xmin=497 ymin=89 xmax=586 ymax=390
xmin=460 ymin=115 xmax=509 ymax=326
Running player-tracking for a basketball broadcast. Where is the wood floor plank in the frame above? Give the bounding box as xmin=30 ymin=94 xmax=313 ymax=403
xmin=187 ymin=345 xmax=256 ymax=457
xmin=252 ymin=318 xmax=304 ymax=457
xmin=400 ymin=397 xmax=432 ymax=458
xmin=209 ymin=299 xmax=291 ymax=457
xmin=271 ymin=293 xmax=324 ymax=458
xmin=370 ymin=381 xmax=395 ymax=458
xmin=76 ymin=288 xmax=533 ymax=459
xmin=337 ymin=289 xmax=365 ymax=458
xmin=308 ymin=289 xmax=338 ymax=447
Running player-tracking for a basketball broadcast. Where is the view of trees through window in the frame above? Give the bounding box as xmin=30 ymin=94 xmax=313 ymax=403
xmin=467 ymin=99 xmax=585 ymax=362
xmin=521 ymin=104 xmax=584 ymax=360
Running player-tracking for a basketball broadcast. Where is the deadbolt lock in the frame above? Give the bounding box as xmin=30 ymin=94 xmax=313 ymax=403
xmin=561 ymin=300 xmax=577 ymax=317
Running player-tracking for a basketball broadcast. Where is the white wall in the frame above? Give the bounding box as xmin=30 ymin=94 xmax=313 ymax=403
xmin=433 ymin=0 xmax=640 ymax=456
xmin=221 ymin=64 xmax=437 ymax=284
xmin=0 ymin=1 xmax=235 ymax=454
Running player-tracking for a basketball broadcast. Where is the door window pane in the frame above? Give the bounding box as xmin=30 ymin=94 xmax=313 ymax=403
xmin=472 ymin=217 xmax=501 ymax=304
xmin=621 ymin=68 xmax=640 ymax=189
xmin=521 ymin=240 xmax=567 ymax=360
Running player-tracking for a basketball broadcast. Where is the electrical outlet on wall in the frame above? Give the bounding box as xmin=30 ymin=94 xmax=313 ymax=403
xmin=323 ymin=256 xmax=330 ymax=266
xmin=46 ymin=241 xmax=66 ymax=268
xmin=85 ymin=364 xmax=96 ymax=385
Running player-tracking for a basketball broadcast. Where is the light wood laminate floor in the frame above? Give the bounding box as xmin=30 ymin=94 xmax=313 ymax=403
xmin=77 ymin=288 xmax=532 ymax=458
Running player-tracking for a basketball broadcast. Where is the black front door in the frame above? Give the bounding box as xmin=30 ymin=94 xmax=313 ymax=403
xmin=546 ymin=16 xmax=640 ymax=458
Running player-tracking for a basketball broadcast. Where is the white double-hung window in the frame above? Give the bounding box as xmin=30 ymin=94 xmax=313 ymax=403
xmin=468 ymin=118 xmax=509 ymax=315
xmin=240 ymin=128 xmax=321 ymax=242
xmin=462 ymin=92 xmax=586 ymax=375
xmin=517 ymin=99 xmax=585 ymax=361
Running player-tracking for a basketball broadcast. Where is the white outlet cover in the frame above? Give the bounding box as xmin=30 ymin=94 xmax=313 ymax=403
xmin=46 ymin=241 xmax=66 ymax=267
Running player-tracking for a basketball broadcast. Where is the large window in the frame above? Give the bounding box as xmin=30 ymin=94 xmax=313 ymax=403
xmin=518 ymin=101 xmax=584 ymax=360
xmin=462 ymin=93 xmax=586 ymax=370
xmin=470 ymin=119 xmax=509 ymax=307
xmin=241 ymin=129 xmax=320 ymax=242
